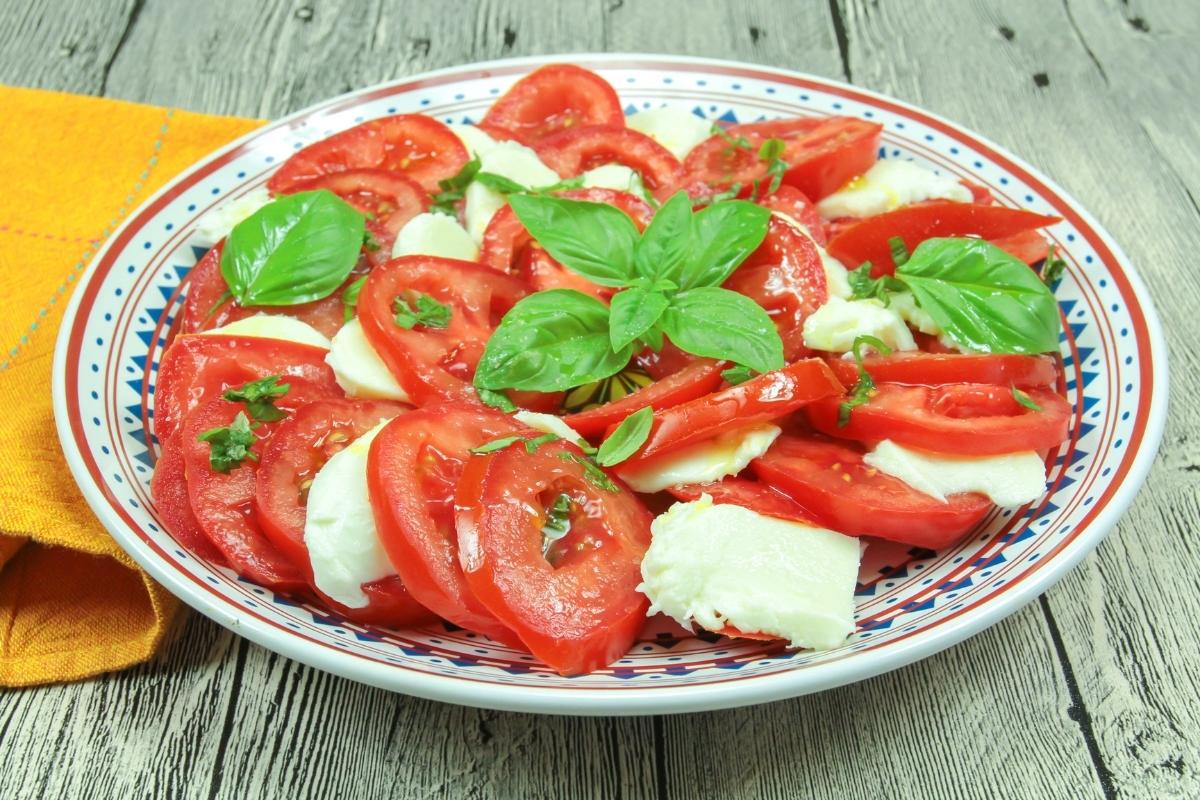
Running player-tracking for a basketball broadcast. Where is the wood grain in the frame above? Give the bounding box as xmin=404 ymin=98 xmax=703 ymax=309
xmin=1 ymin=0 xmax=1196 ymax=797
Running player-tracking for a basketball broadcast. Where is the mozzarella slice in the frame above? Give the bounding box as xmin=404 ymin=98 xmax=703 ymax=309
xmin=802 ymin=296 xmax=917 ymax=353
xmin=638 ymin=494 xmax=862 ymax=650
xmin=771 ymin=211 xmax=853 ymax=300
xmin=580 ymin=164 xmax=647 ymax=197
xmin=463 ymin=181 xmax=508 ymax=244
xmin=817 ymin=159 xmax=972 ymax=219
xmin=463 ymin=140 xmax=562 ymax=243
xmin=886 ymin=292 xmax=972 ymax=353
xmin=626 ymin=106 xmax=713 ymax=160
xmin=304 ymin=420 xmax=399 ymax=608
xmin=864 ymin=440 xmax=1047 ymax=508
xmin=193 ymin=187 xmax=272 ymax=245
xmin=513 ymin=411 xmax=588 ymax=447
xmin=200 ymin=314 xmax=331 ymax=350
xmin=325 ymin=318 xmax=410 ymax=402
xmin=448 ymin=123 xmax=500 ymax=159
xmin=392 ymin=212 xmax=479 ymax=261
xmin=617 ymin=424 xmax=781 ymax=494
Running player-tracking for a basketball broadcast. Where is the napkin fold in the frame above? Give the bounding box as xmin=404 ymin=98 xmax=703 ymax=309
xmin=0 ymin=86 xmax=262 ymax=686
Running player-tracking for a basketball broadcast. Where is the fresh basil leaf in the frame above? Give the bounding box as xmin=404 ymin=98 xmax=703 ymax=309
xmin=223 ymin=375 xmax=290 ymax=423
xmin=711 ymin=123 xmax=752 ymax=152
xmin=341 ymin=276 xmax=366 ymax=322
xmin=755 ymin=138 xmax=788 ymax=197
xmin=523 ymin=433 xmax=560 ymax=454
xmin=430 ymin=156 xmax=481 ymax=215
xmin=475 ymin=172 xmax=529 ymax=194
xmin=1011 ymin=386 xmax=1043 ymax=412
xmin=595 ymin=406 xmax=654 ymax=467
xmin=394 ymin=292 xmax=452 ymax=330
xmin=1041 ymin=244 xmax=1067 ymax=286
xmin=681 ymin=201 xmax=771 ymax=290
xmin=557 ymin=451 xmax=619 ymax=492
xmin=659 ymin=286 xmax=784 ymax=374
xmin=477 ymin=387 xmax=517 ymax=413
xmin=197 ymin=411 xmax=259 ymax=473
xmin=720 ymin=365 xmax=756 ymax=385
xmin=838 ymin=335 xmax=892 ymax=426
xmin=507 ymin=194 xmax=639 ymax=287
xmin=633 ymin=190 xmax=693 ymax=284
xmin=639 ymin=325 xmax=664 ymax=352
xmin=221 ymin=190 xmax=364 ymax=307
xmin=542 ymin=493 xmax=573 ymax=555
xmin=363 ymin=229 xmax=381 ymax=252
xmin=896 ymin=237 xmax=1061 ymax=354
xmin=475 ymin=289 xmax=632 ymax=391
xmin=848 ymin=262 xmax=905 ymax=303
xmin=608 ymin=288 xmax=669 ymax=351
xmin=888 ymin=236 xmax=910 ymax=267
xmin=470 ymin=435 xmax=523 ymax=455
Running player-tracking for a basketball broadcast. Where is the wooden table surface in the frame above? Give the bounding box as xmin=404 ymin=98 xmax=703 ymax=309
xmin=2 ymin=1 xmax=1197 ymax=797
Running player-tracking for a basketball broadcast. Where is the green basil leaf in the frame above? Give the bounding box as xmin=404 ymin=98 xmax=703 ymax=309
xmin=475 ymin=172 xmax=529 ymax=194
xmin=223 ymin=375 xmax=290 ymax=423
xmin=557 ymin=451 xmax=620 ymax=492
xmin=595 ymin=406 xmax=654 ymax=467
xmin=430 ymin=156 xmax=482 ymax=215
xmin=659 ymin=287 xmax=784 ymax=374
xmin=896 ymin=237 xmax=1061 ymax=354
xmin=720 ymin=365 xmax=756 ymax=385
xmin=1011 ymin=386 xmax=1043 ymax=412
xmin=474 ymin=289 xmax=632 ymax=391
xmin=477 ymin=387 xmax=517 ymax=413
xmin=633 ymin=190 xmax=693 ymax=284
xmin=681 ymin=201 xmax=771 ymax=290
xmin=341 ymin=276 xmax=367 ymax=322
xmin=507 ymin=194 xmax=639 ymax=287
xmin=470 ymin=435 xmax=524 ymax=455
xmin=220 ymin=190 xmax=364 ymax=306
xmin=394 ymin=292 xmax=452 ymax=330
xmin=197 ymin=411 xmax=259 ymax=473
xmin=608 ymin=288 xmax=669 ymax=352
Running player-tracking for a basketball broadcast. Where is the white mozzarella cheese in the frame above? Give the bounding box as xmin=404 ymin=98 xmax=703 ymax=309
xmin=863 ymin=439 xmax=1047 ymax=508
xmin=325 ymin=318 xmax=410 ymax=402
xmin=626 ymin=106 xmax=713 ymax=160
xmin=463 ymin=139 xmax=562 ymax=243
xmin=617 ymin=424 xmax=781 ymax=494
xmin=193 ymin=187 xmax=272 ymax=245
xmin=817 ymin=159 xmax=972 ymax=219
xmin=638 ymin=494 xmax=862 ymax=650
xmin=304 ymin=420 xmax=399 ymax=608
xmin=580 ymin=164 xmax=647 ymax=197
xmin=448 ymin=123 xmax=500 ymax=159
xmin=512 ymin=411 xmax=588 ymax=447
xmin=801 ymin=296 xmax=917 ymax=353
xmin=392 ymin=212 xmax=479 ymax=261
xmin=200 ymin=314 xmax=331 ymax=350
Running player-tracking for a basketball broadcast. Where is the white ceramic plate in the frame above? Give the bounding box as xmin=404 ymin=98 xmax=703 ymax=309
xmin=53 ymin=54 xmax=1167 ymax=715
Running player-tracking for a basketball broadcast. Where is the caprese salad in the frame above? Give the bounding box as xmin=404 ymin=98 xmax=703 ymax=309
xmin=151 ymin=64 xmax=1071 ymax=675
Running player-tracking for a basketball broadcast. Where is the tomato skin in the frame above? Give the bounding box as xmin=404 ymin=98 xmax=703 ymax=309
xmin=619 ymin=359 xmax=845 ymax=468
xmin=667 ymin=478 xmax=815 ymax=524
xmin=367 ymin=405 xmax=525 ymax=645
xmin=724 ymin=216 xmax=827 ymax=361
xmin=825 ymin=202 xmax=1061 ymax=276
xmin=289 ymin=168 xmax=429 ymax=238
xmin=751 ymin=435 xmax=993 ymax=547
xmin=564 ymin=358 xmax=727 ymax=438
xmin=151 ymin=434 xmax=225 ymax=563
xmin=179 ymin=243 xmax=352 ymax=339
xmin=758 ymin=185 xmax=826 ymax=245
xmin=535 ymin=126 xmax=686 ymax=198
xmin=481 ymin=65 xmax=625 ymax=145
xmin=989 ymin=228 xmax=1052 ymax=265
xmin=808 ymin=383 xmax=1071 ymax=455
xmin=634 ymin=339 xmax=703 ymax=381
xmin=155 ymin=334 xmax=340 ymax=445
xmin=357 ymin=256 xmax=528 ymax=404
xmin=268 ymin=115 xmax=468 ymax=194
xmin=454 ymin=439 xmax=653 ymax=675
xmin=823 ymin=352 xmax=1058 ymax=389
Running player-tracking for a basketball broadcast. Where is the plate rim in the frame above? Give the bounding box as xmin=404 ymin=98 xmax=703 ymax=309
xmin=52 ymin=52 xmax=1169 ymax=715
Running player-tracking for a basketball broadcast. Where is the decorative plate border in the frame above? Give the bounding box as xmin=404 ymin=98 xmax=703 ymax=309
xmin=52 ymin=54 xmax=1167 ymax=715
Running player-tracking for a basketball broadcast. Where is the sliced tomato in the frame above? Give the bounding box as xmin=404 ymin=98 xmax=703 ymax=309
xmin=618 ymin=359 xmax=844 ymax=468
xmin=751 ymin=435 xmax=992 ymax=547
xmin=179 ymin=243 xmax=353 ymax=339
xmin=963 ymin=181 xmax=994 ymax=205
xmin=454 ymin=438 xmax=652 ymax=674
xmin=564 ymin=358 xmax=727 ymax=438
xmin=824 ymin=352 xmax=1058 ymax=389
xmin=683 ymin=117 xmax=882 ymax=200
xmin=290 ymin=168 xmax=428 ymax=237
xmin=357 ymin=256 xmax=528 ymax=404
xmin=154 ymin=334 xmax=340 ymax=445
xmin=268 ymin=115 xmax=468 ymax=194
xmin=724 ymin=216 xmax=827 ymax=361
xmin=180 ymin=381 xmax=338 ymax=592
xmin=480 ymin=65 xmax=625 ymax=145
xmin=667 ymin=477 xmax=815 ymax=524
xmin=535 ymin=126 xmax=686 ymax=198
xmin=513 ymin=246 xmax=611 ymax=300
xmin=758 ymin=185 xmax=826 ymax=245
xmin=367 ymin=405 xmax=524 ymax=645
xmin=634 ymin=339 xmax=703 ymax=381
xmin=807 ymin=383 xmax=1071 ymax=455
xmin=990 ymin=228 xmax=1052 ymax=265
xmin=151 ymin=434 xmax=225 ymax=563
xmin=825 ymin=202 xmax=1061 ymax=276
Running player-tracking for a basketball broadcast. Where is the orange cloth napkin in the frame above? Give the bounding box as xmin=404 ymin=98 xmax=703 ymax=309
xmin=0 ymin=86 xmax=262 ymax=686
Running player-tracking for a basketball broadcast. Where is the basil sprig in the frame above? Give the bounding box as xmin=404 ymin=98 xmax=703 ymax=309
xmin=595 ymin=406 xmax=654 ymax=467
xmin=474 ymin=192 xmax=779 ymax=394
xmin=197 ymin=411 xmax=259 ymax=473
xmin=220 ymin=190 xmax=364 ymax=307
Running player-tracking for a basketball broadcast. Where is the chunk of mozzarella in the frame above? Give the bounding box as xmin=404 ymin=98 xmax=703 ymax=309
xmin=325 ymin=318 xmax=409 ymax=402
xmin=864 ymin=440 xmax=1047 ymax=508
xmin=512 ymin=411 xmax=589 ymax=448
xmin=463 ymin=140 xmax=561 ymax=243
xmin=200 ymin=314 xmax=331 ymax=350
xmin=579 ymin=164 xmax=647 ymax=197
xmin=194 ymin=187 xmax=272 ymax=245
xmin=448 ymin=123 xmax=501 ymax=159
xmin=392 ymin=212 xmax=479 ymax=261
xmin=817 ymin=159 xmax=972 ymax=220
xmin=617 ymin=424 xmax=781 ymax=494
xmin=626 ymin=106 xmax=713 ymax=160
xmin=638 ymin=494 xmax=862 ymax=649
xmin=801 ymin=296 xmax=917 ymax=353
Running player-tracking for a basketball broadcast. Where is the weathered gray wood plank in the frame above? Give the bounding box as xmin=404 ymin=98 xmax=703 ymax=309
xmin=0 ymin=0 xmax=136 ymax=96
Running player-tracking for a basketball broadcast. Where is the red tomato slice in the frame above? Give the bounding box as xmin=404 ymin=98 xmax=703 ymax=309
xmin=480 ymin=65 xmax=625 ymax=145
xmin=514 ymin=246 xmax=612 ymax=300
xmin=290 ymin=168 xmax=429 ymax=237
xmin=724 ymin=216 xmax=827 ymax=361
xmin=823 ymin=352 xmax=1058 ymax=389
xmin=357 ymin=256 xmax=528 ymax=404
xmin=634 ymin=339 xmax=703 ymax=381
xmin=367 ymin=405 xmax=525 ymax=645
xmin=667 ymin=477 xmax=815 ymax=524
xmin=618 ymin=359 xmax=844 ymax=468
xmin=825 ymin=201 xmax=1061 ymax=276
xmin=151 ymin=433 xmax=225 ymax=563
xmin=990 ymin=228 xmax=1052 ymax=265
xmin=751 ymin=435 xmax=992 ymax=547
xmin=268 ymin=115 xmax=468 ymax=194
xmin=807 ymin=383 xmax=1071 ymax=455
xmin=535 ymin=126 xmax=686 ymax=198
xmin=564 ymin=358 xmax=727 ymax=438
xmin=758 ymin=185 xmax=826 ymax=245
xmin=179 ymin=243 xmax=353 ymax=339
xmin=454 ymin=438 xmax=653 ymax=674
xmin=180 ymin=381 xmax=339 ymax=592
xmin=154 ymin=334 xmax=340 ymax=445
